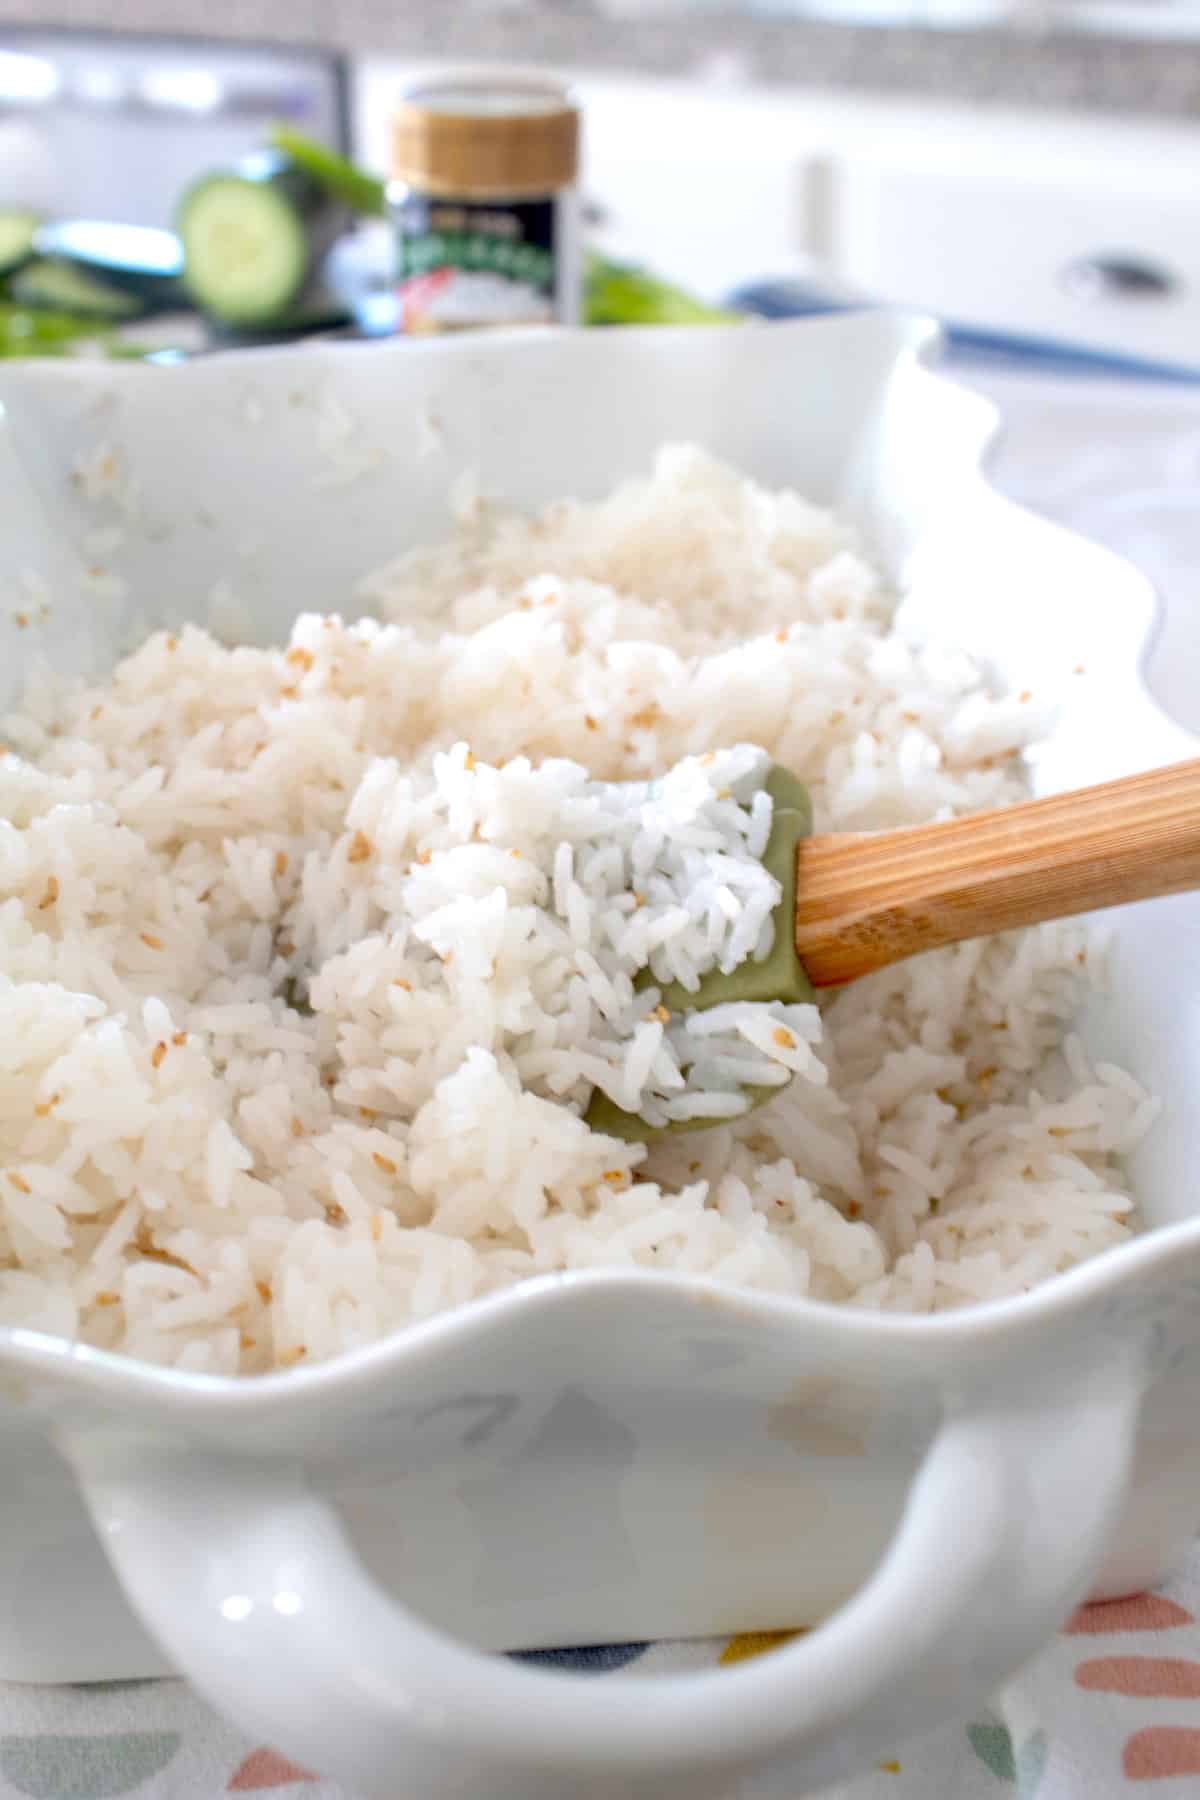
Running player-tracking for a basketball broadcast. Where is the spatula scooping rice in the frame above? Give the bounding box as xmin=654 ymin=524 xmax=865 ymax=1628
xmin=586 ymin=756 xmax=1200 ymax=1139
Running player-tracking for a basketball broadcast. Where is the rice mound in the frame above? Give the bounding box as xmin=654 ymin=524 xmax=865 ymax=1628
xmin=0 ymin=446 xmax=1155 ymax=1374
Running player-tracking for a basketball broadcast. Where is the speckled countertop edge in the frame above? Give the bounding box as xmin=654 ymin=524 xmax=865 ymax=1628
xmin=4 ymin=2 xmax=1200 ymax=118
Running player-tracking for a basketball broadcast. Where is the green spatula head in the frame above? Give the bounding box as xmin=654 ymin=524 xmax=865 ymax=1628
xmin=585 ymin=764 xmax=815 ymax=1142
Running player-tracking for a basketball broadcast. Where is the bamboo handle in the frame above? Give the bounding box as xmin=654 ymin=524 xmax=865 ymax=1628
xmin=794 ymin=757 xmax=1200 ymax=988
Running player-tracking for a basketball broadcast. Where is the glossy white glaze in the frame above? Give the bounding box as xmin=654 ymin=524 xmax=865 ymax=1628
xmin=1 ymin=314 xmax=1197 ymax=1796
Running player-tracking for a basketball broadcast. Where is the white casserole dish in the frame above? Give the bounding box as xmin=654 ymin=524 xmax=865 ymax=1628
xmin=1 ymin=313 xmax=1199 ymax=1800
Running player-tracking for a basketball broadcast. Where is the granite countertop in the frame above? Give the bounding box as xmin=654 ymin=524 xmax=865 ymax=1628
xmin=4 ymin=0 xmax=1200 ymax=119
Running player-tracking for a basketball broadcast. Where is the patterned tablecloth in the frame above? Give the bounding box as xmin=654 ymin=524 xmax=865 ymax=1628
xmin=5 ymin=356 xmax=1200 ymax=1800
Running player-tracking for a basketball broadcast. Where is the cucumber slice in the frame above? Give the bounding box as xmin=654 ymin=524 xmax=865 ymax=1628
xmin=177 ymin=153 xmax=348 ymax=327
xmin=178 ymin=172 xmax=308 ymax=325
xmin=35 ymin=220 xmax=183 ymax=311
xmin=268 ymin=123 xmax=387 ymax=217
xmin=8 ymin=258 xmax=143 ymax=321
xmin=0 ymin=210 xmax=40 ymax=278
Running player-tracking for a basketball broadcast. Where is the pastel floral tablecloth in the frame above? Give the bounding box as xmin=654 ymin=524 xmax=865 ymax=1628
xmin=5 ymin=356 xmax=1200 ymax=1799
xmin=5 ymin=1576 xmax=1200 ymax=1798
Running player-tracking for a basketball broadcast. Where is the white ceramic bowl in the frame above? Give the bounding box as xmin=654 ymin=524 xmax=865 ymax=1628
xmin=2 ymin=314 xmax=1199 ymax=1800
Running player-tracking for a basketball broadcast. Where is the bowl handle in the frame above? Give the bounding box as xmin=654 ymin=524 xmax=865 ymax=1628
xmin=67 ymin=1369 xmax=1140 ymax=1800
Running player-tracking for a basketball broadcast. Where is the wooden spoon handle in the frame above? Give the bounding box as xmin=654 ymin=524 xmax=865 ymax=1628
xmin=794 ymin=757 xmax=1200 ymax=988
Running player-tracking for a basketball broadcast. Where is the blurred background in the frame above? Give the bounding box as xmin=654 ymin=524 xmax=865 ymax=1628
xmin=3 ymin=0 xmax=1200 ymax=364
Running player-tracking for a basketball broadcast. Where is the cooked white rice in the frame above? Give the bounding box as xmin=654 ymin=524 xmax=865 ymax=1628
xmin=0 ymin=445 xmax=1154 ymax=1374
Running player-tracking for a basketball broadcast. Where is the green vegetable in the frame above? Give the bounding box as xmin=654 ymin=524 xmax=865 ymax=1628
xmin=584 ymin=253 xmax=740 ymax=327
xmin=8 ymin=257 xmax=143 ymax=321
xmin=35 ymin=220 xmax=183 ymax=312
xmin=0 ymin=303 xmax=105 ymax=357
xmin=0 ymin=209 xmax=40 ymax=278
xmin=177 ymin=151 xmax=347 ymax=328
xmin=268 ymin=123 xmax=388 ymax=218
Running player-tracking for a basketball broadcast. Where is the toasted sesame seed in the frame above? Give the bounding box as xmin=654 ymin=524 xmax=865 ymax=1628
xmin=239 ymin=1334 xmax=256 ymax=1350
xmin=392 ymin=978 xmax=412 ymax=991
xmin=172 ymin=1031 xmax=186 ymax=1046
xmin=358 ymin=1105 xmax=377 ymax=1121
xmin=38 ymin=876 xmax=59 ymax=911
xmin=274 ymin=850 xmax=288 ymax=876
xmin=33 ymin=1094 xmax=60 ymax=1118
xmin=95 ymin=1292 xmax=119 ymax=1307
xmin=772 ymin=1026 xmax=796 ymax=1049
xmin=373 ymin=1152 xmax=397 ymax=1175
xmin=603 ymin=1169 xmax=624 ymax=1184
xmin=464 ymin=749 xmax=475 ymax=769
xmin=279 ymin=1346 xmax=307 ymax=1367
xmin=89 ymin=705 xmax=103 ymax=721
xmin=286 ymin=647 xmax=314 ymax=672
xmin=290 ymin=1118 xmax=305 ymax=1138
xmin=585 ymin=715 xmax=598 ymax=730
xmin=165 ymin=635 xmax=177 ymax=652
xmin=347 ymin=830 xmax=372 ymax=864
xmin=150 ymin=1041 xmax=167 ymax=1070
xmin=845 ymin=1200 xmax=862 ymax=1219
xmin=370 ymin=1214 xmax=384 ymax=1242
xmin=415 ymin=848 xmax=431 ymax=865
xmin=255 ymin=1280 xmax=273 ymax=1303
xmin=140 ymin=932 xmax=163 ymax=950
xmin=7 ymin=1173 xmax=30 ymax=1194
xmin=325 ymin=1203 xmax=348 ymax=1227
xmin=14 ymin=614 xmax=28 ymax=630
xmin=653 ymin=1004 xmax=671 ymax=1023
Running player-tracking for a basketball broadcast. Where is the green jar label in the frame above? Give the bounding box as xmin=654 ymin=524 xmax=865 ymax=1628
xmin=394 ymin=195 xmax=558 ymax=332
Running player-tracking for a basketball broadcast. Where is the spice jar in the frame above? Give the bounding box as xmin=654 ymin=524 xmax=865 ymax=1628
xmin=388 ymin=71 xmax=581 ymax=335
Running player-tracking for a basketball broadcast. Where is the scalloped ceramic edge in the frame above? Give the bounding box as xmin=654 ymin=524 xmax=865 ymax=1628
xmin=1 ymin=314 xmax=1199 ymax=1800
